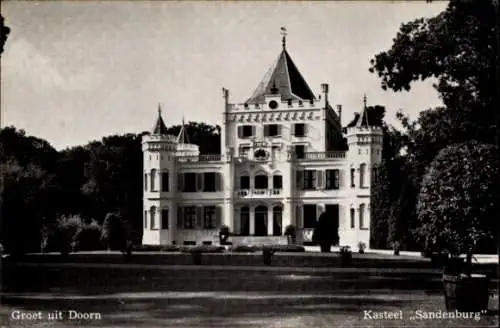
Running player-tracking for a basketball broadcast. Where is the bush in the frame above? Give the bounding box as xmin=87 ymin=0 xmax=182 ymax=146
xmin=312 ymin=212 xmax=339 ymax=252
xmin=133 ymin=245 xmax=181 ymax=252
xmin=357 ymin=242 xmax=366 ymax=254
xmin=74 ymin=220 xmax=102 ymax=251
xmin=45 ymin=215 xmax=84 ymax=254
xmin=230 ymin=244 xmax=258 ymax=253
xmin=416 ymin=141 xmax=499 ymax=272
xmin=101 ymin=212 xmax=131 ymax=251
xmin=261 ymin=244 xmax=305 ymax=253
xmin=219 ymin=225 xmax=230 ymax=245
xmin=180 ymin=245 xmax=226 ymax=253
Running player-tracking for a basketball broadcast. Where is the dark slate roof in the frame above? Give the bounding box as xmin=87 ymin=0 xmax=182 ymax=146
xmin=356 ymin=106 xmax=370 ymax=128
xmin=246 ymin=49 xmax=316 ymax=104
xmin=152 ymin=112 xmax=168 ymax=135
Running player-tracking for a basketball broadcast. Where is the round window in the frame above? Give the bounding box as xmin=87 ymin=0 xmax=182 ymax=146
xmin=268 ymin=100 xmax=278 ymax=109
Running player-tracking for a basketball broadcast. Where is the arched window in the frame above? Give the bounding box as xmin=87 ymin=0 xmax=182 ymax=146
xmin=350 ymin=208 xmax=355 ymax=229
xmin=240 ymin=206 xmax=250 ymax=236
xmin=359 ymin=164 xmax=366 ymax=188
xmin=150 ymin=169 xmax=157 ymax=191
xmin=150 ymin=206 xmax=157 ymax=229
xmin=359 ymin=204 xmax=365 ymax=229
xmin=273 ymin=205 xmax=283 ymax=236
xmin=254 ymin=174 xmax=268 ymax=189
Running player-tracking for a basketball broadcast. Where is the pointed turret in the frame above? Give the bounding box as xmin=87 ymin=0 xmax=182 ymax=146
xmin=356 ymin=94 xmax=370 ymax=128
xmin=152 ymin=104 xmax=168 ymax=135
xmin=246 ymin=28 xmax=316 ymax=104
xmin=177 ymin=116 xmax=190 ymax=144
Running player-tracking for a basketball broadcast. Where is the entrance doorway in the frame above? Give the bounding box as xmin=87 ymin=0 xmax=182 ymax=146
xmin=240 ymin=206 xmax=250 ymax=236
xmin=254 ymin=205 xmax=268 ymax=236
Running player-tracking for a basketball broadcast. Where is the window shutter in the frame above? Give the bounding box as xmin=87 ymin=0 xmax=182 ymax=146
xmin=238 ymin=126 xmax=243 ymax=138
xmin=277 ymin=125 xmax=282 ymax=136
xmin=177 ymin=173 xmax=184 ymax=191
xmin=216 ymin=173 xmax=223 ymax=191
xmin=196 ymin=206 xmax=203 ymax=228
xmin=303 ymin=124 xmax=308 ymax=136
xmin=197 ymin=173 xmax=204 ymax=191
xmin=177 ymin=207 xmax=183 ymax=228
xmin=296 ymin=170 xmax=304 ymax=190
xmin=334 ymin=170 xmax=340 ymax=189
xmin=264 ymin=125 xmax=269 ymax=137
xmin=316 ymin=170 xmax=324 ymax=189
xmin=296 ymin=205 xmax=302 ymax=228
xmin=291 ymin=124 xmax=296 ymax=136
xmin=144 ymin=173 xmax=148 ymax=191
xmin=215 ymin=206 xmax=222 ymax=228
xmin=251 ymin=126 xmax=256 ymax=137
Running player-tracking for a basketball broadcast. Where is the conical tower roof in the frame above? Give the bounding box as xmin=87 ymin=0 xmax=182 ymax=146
xmin=246 ymin=31 xmax=316 ymax=104
xmin=152 ymin=104 xmax=168 ymax=135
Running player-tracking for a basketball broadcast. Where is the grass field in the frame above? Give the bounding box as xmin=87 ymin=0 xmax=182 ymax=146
xmin=1 ymin=257 xmax=498 ymax=328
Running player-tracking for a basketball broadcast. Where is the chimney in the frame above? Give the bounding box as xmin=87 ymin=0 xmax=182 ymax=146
xmin=321 ymin=83 xmax=329 ymax=104
xmin=336 ymin=104 xmax=342 ymax=125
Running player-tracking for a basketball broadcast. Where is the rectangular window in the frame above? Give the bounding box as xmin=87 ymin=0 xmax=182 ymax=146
xmin=183 ymin=173 xmax=197 ymax=192
xmin=203 ymin=172 xmax=216 ymax=192
xmin=273 ymin=175 xmax=283 ymax=189
xmin=203 ymin=206 xmax=216 ymax=229
xmin=183 ymin=206 xmax=197 ymax=229
xmin=238 ymin=125 xmax=254 ymax=138
xmin=144 ymin=211 xmax=148 ymax=229
xmin=303 ymin=204 xmax=317 ymax=229
xmin=350 ymin=208 xmax=355 ymax=229
xmin=294 ymin=123 xmax=305 ymax=137
xmin=144 ymin=173 xmax=148 ymax=191
xmin=304 ymin=170 xmax=316 ymax=190
xmin=161 ymin=172 xmax=169 ymax=192
xmin=325 ymin=169 xmax=340 ymax=190
xmin=161 ymin=209 xmax=169 ymax=229
xmin=350 ymin=168 xmax=355 ymax=188
xmin=240 ymin=176 xmax=250 ymax=189
xmin=295 ymin=145 xmax=305 ymax=159
xmin=264 ymin=124 xmax=280 ymax=137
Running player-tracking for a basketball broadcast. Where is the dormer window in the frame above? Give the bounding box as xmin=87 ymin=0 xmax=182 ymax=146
xmin=287 ymin=99 xmax=293 ymax=107
xmin=309 ymin=99 xmax=314 ymax=105
xmin=298 ymin=100 xmax=303 ymax=107
xmin=244 ymin=103 xmax=249 ymax=109
xmin=268 ymin=100 xmax=278 ymax=109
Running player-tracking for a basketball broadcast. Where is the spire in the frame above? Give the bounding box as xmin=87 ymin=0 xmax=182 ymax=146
xmin=281 ymin=26 xmax=287 ymax=50
xmin=246 ymin=28 xmax=315 ymax=104
xmin=177 ymin=115 xmax=190 ymax=144
xmin=152 ymin=103 xmax=168 ymax=134
xmin=356 ymin=94 xmax=370 ymax=128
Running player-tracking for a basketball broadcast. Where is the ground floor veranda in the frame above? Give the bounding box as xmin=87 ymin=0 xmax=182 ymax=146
xmin=143 ymin=200 xmax=370 ymax=248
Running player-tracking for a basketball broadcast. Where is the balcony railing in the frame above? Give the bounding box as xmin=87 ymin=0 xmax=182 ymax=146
xmin=176 ymin=154 xmax=223 ymax=162
xmin=298 ymin=151 xmax=346 ymax=160
xmin=236 ymin=188 xmax=282 ymax=198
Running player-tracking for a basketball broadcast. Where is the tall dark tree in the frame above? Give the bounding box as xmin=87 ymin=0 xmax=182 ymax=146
xmin=0 ymin=14 xmax=10 ymax=55
xmin=167 ymin=122 xmax=221 ymax=154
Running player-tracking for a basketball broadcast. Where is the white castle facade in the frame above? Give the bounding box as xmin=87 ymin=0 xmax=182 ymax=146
xmin=142 ymin=36 xmax=383 ymax=248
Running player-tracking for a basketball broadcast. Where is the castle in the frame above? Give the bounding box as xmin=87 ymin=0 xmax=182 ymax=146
xmin=142 ymin=32 xmax=383 ymax=248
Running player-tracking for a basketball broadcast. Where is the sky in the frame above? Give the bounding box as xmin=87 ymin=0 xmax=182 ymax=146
xmin=1 ymin=1 xmax=448 ymax=150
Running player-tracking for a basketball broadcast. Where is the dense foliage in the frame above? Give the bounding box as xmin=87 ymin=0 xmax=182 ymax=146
xmin=312 ymin=212 xmax=339 ymax=252
xmin=0 ymin=122 xmax=221 ymax=255
xmin=369 ymin=0 xmax=499 ymax=253
xmin=416 ymin=141 xmax=499 ymax=262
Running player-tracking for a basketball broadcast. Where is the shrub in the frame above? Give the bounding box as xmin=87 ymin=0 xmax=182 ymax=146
xmin=284 ymin=224 xmax=297 ymax=244
xmin=261 ymin=244 xmax=305 ymax=253
xmin=101 ymin=212 xmax=131 ymax=251
xmin=74 ymin=220 xmax=103 ymax=251
xmin=312 ymin=212 xmax=339 ymax=252
xmin=357 ymin=242 xmax=366 ymax=254
xmin=416 ymin=141 xmax=499 ymax=273
xmin=46 ymin=215 xmax=84 ymax=254
xmin=230 ymin=244 xmax=258 ymax=253
xmin=219 ymin=225 xmax=230 ymax=244
xmin=133 ymin=245 xmax=180 ymax=252
xmin=181 ymin=245 xmax=226 ymax=253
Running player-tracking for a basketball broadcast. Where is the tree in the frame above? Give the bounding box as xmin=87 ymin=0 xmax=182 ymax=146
xmin=166 ymin=122 xmax=221 ymax=154
xmin=416 ymin=141 xmax=499 ymax=270
xmin=312 ymin=212 xmax=339 ymax=252
xmin=1 ymin=14 xmax=10 ymax=55
xmin=101 ymin=212 xmax=131 ymax=251
xmin=370 ymin=0 xmax=498 ymax=146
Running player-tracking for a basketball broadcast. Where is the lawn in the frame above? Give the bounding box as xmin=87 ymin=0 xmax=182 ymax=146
xmin=1 ymin=261 xmax=498 ymax=327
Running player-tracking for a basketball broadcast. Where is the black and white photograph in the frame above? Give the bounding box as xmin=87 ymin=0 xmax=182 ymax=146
xmin=0 ymin=0 xmax=499 ymax=327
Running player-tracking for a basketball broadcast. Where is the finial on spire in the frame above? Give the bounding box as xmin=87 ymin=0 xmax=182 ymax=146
xmin=363 ymin=93 xmax=367 ymax=109
xmin=280 ymin=27 xmax=287 ymax=50
xmin=158 ymin=103 xmax=162 ymax=116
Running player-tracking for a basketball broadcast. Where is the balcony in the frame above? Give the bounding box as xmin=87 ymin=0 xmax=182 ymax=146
xmin=298 ymin=151 xmax=346 ymax=161
xmin=235 ymin=188 xmax=282 ymax=199
xmin=176 ymin=154 xmax=223 ymax=163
